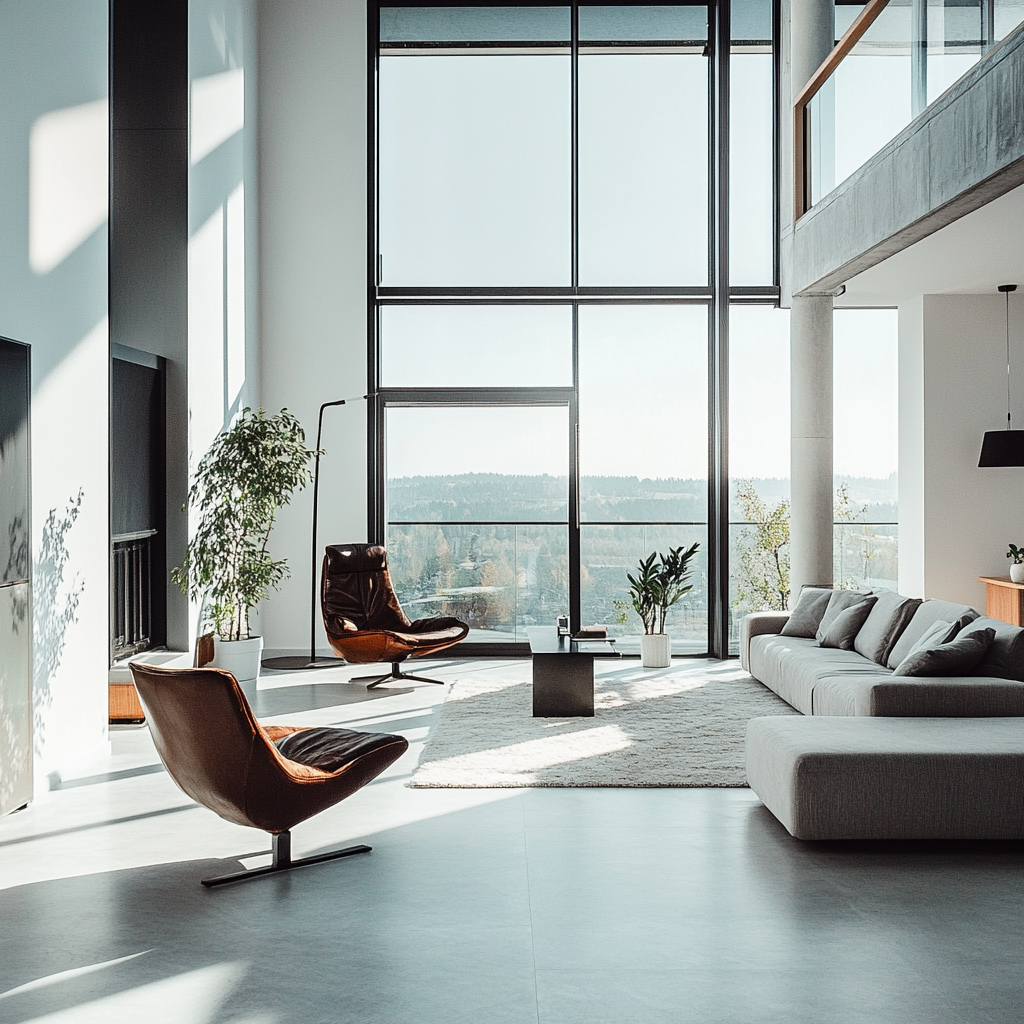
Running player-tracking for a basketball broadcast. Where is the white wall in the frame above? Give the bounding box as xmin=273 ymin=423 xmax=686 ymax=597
xmin=900 ymin=293 xmax=1024 ymax=607
xmin=187 ymin=0 xmax=261 ymax=641
xmin=0 ymin=0 xmax=110 ymax=786
xmin=258 ymin=0 xmax=369 ymax=654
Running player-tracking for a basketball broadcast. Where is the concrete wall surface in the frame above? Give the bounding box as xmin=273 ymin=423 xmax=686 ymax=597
xmin=900 ymin=294 xmax=1024 ymax=608
xmin=791 ymin=27 xmax=1024 ymax=296
xmin=0 ymin=0 xmax=111 ymax=787
xmin=258 ymin=0 xmax=368 ymax=655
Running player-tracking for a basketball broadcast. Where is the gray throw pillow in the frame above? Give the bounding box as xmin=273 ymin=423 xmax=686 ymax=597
xmin=853 ymin=593 xmax=922 ymax=666
xmin=886 ymin=602 xmax=979 ymax=669
xmin=815 ymin=590 xmax=874 ymax=644
xmin=892 ymin=627 xmax=996 ymax=677
xmin=817 ymin=596 xmax=878 ymax=650
xmin=968 ymin=616 xmax=1024 ymax=682
xmin=901 ymin=618 xmax=956 ymax=661
xmin=780 ymin=587 xmax=833 ymax=638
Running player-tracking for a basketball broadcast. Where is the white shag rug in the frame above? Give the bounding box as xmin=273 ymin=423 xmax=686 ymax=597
xmin=410 ymin=661 xmax=797 ymax=788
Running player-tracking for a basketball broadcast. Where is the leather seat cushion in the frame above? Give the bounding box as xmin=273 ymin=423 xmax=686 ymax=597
xmin=274 ymin=726 xmax=406 ymax=774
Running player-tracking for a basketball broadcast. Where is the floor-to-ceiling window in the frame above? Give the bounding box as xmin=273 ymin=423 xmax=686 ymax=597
xmin=372 ymin=0 xmax=779 ymax=656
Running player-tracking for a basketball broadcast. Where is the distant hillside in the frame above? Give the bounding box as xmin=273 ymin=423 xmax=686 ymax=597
xmin=387 ymin=473 xmax=897 ymax=523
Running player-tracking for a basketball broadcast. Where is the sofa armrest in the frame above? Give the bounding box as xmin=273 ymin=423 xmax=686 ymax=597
xmin=868 ymin=676 xmax=1024 ymax=717
xmin=739 ymin=611 xmax=791 ymax=672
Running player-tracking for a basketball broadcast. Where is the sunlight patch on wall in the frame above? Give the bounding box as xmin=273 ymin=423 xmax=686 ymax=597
xmin=226 ymin=183 xmax=246 ymax=408
xmin=191 ymin=68 xmax=244 ymax=165
xmin=29 ymin=98 xmax=108 ymax=275
xmin=188 ymin=205 xmax=226 ymax=471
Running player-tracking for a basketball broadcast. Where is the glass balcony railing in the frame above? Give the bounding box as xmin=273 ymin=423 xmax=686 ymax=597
xmin=798 ymin=0 xmax=1024 ymax=214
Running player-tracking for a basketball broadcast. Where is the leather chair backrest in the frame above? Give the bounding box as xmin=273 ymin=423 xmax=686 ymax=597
xmin=322 ymin=543 xmax=411 ymax=634
xmin=130 ymin=664 xmax=269 ymax=829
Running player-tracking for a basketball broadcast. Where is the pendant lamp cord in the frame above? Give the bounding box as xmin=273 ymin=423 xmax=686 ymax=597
xmin=1003 ymin=284 xmax=1018 ymax=429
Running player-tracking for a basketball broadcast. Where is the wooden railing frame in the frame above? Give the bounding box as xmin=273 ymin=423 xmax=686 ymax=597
xmin=793 ymin=0 xmax=891 ymax=221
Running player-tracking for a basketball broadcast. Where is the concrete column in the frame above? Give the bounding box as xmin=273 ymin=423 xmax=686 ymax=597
xmin=788 ymin=0 xmax=835 ymax=592
xmin=790 ymin=295 xmax=833 ymax=590
xmin=790 ymin=0 xmax=834 ymax=95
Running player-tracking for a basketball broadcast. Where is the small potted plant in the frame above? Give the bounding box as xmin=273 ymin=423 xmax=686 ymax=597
xmin=624 ymin=543 xmax=700 ymax=668
xmin=172 ymin=408 xmax=316 ymax=689
xmin=1007 ymin=544 xmax=1024 ymax=584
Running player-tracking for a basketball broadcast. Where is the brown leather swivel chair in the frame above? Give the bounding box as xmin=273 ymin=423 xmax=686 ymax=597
xmin=321 ymin=543 xmax=469 ymax=687
xmin=129 ymin=662 xmax=408 ymax=887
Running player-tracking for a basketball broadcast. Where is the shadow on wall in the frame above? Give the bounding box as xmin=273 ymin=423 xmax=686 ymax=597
xmin=32 ymin=490 xmax=85 ymax=759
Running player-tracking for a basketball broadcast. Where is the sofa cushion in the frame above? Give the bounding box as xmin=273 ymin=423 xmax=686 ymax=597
xmin=853 ymin=592 xmax=922 ymax=666
xmin=817 ymin=596 xmax=878 ymax=650
xmin=748 ymin=634 xmax=821 ymax=714
xmin=892 ymin=626 xmax=996 ymax=677
xmin=886 ymin=599 xmax=979 ymax=669
xmin=969 ymin=616 xmax=1024 ymax=682
xmin=780 ymin=587 xmax=833 ymax=638
xmin=815 ymin=590 xmax=873 ymax=644
xmin=749 ymin=633 xmax=895 ymax=715
xmin=903 ymin=618 xmax=957 ymax=658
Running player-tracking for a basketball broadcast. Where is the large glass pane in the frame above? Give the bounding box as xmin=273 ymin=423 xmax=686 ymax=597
xmin=578 ymin=11 xmax=709 ymax=286
xmin=578 ymin=304 xmax=709 ymax=518
xmin=381 ymin=6 xmax=570 ymax=44
xmin=728 ymin=305 xmax=790 ymax=649
xmin=833 ymin=308 xmax=899 ymax=590
xmin=732 ymin=0 xmax=772 ymax=41
xmin=579 ymin=5 xmax=707 ymax=41
xmin=578 ymin=304 xmax=709 ymax=650
xmin=379 ymin=54 xmax=571 ymax=286
xmin=380 ymin=305 xmax=572 ymax=387
xmin=729 ymin=53 xmax=774 ymax=285
xmin=386 ymin=405 xmax=569 ymax=522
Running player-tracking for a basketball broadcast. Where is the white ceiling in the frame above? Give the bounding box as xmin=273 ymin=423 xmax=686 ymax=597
xmin=837 ymin=180 xmax=1024 ymax=306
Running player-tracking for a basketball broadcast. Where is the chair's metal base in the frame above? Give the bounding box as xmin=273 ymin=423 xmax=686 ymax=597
xmin=201 ymin=830 xmax=372 ymax=887
xmin=353 ymin=661 xmax=446 ymax=689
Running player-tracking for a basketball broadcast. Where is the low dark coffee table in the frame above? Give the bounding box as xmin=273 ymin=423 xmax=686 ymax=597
xmin=527 ymin=627 xmax=620 ymax=717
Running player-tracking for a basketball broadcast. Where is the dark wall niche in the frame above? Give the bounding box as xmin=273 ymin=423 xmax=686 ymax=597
xmin=109 ymin=0 xmax=188 ymax=651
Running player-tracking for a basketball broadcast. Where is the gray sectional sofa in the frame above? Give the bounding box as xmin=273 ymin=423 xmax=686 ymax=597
xmin=740 ymin=589 xmax=1024 ymax=840
xmin=740 ymin=593 xmax=1024 ymax=717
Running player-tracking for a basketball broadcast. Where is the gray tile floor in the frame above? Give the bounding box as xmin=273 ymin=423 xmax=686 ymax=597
xmin=2 ymin=658 xmax=1024 ymax=1023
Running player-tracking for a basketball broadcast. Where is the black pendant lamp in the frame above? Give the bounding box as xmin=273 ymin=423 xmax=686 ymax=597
xmin=979 ymin=284 xmax=1024 ymax=467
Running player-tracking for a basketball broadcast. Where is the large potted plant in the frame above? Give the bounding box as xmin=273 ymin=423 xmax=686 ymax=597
xmin=172 ymin=408 xmax=316 ymax=689
xmin=625 ymin=543 xmax=700 ymax=668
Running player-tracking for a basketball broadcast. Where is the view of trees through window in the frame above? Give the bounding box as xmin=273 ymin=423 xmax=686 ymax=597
xmin=374 ymin=3 xmax=899 ymax=654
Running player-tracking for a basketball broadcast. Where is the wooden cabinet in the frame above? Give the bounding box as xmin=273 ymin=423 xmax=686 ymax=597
xmin=979 ymin=577 xmax=1024 ymax=627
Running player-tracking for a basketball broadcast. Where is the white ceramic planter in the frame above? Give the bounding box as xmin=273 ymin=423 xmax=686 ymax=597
xmin=1011 ymin=563 xmax=1024 ymax=584
xmin=210 ymin=635 xmax=264 ymax=691
xmin=641 ymin=633 xmax=671 ymax=668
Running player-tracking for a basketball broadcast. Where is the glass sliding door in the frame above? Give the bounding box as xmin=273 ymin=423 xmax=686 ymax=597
xmin=384 ymin=402 xmax=572 ymax=642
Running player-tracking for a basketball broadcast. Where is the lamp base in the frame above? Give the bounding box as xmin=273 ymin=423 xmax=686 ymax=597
xmin=261 ymin=656 xmax=340 ymax=671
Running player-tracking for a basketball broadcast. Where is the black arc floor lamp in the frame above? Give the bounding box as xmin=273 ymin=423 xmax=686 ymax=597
xmin=262 ymin=393 xmax=375 ymax=671
xmin=979 ymin=284 xmax=1024 ymax=467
